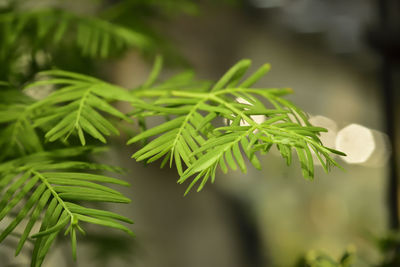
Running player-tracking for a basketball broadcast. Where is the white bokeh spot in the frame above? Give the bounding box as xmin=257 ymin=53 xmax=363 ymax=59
xmin=336 ymin=123 xmax=390 ymax=167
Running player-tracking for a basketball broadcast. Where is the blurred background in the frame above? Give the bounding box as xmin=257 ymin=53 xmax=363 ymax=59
xmin=2 ymin=0 xmax=400 ymax=266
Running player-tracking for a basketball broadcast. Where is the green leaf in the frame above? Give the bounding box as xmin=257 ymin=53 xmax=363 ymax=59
xmin=31 ymin=211 xmax=70 ymax=238
xmin=232 ymin=142 xmax=246 ymax=173
xmin=92 ymin=84 xmax=137 ymax=102
xmin=57 ymin=187 xmax=130 ymax=203
xmin=219 ymin=157 xmax=228 ymax=174
xmin=45 ymin=113 xmax=76 ymax=141
xmin=47 ymin=178 xmax=123 ymax=195
xmin=180 ymin=148 xmax=223 ymax=182
xmin=239 ymin=63 xmax=271 ymax=87
xmin=0 ymin=171 xmax=31 ymax=211
xmin=0 ymin=183 xmax=46 ymax=243
xmin=138 ymin=141 xmax=172 ymax=162
xmin=211 ymin=59 xmax=251 ymax=91
xmin=15 ymin=190 xmax=51 ymax=255
xmin=65 ymin=202 xmax=133 ymax=224
xmin=71 ymin=227 xmax=77 ymax=260
xmin=75 ymin=214 xmax=134 ymax=236
xmin=134 ymin=133 xmax=175 ymax=161
xmin=224 ymin=148 xmax=237 ymax=171
xmin=127 ymin=116 xmax=185 ymax=144
xmin=240 ymin=137 xmax=261 ymax=169
xmin=41 ymin=173 xmax=128 ymax=186
xmin=0 ymin=175 xmax=39 ymax=221
xmin=80 ymin=115 xmax=107 ymax=143
xmin=82 ymin=105 xmax=119 ymax=135
xmin=31 ymin=205 xmax=65 ymax=266
xmin=295 ymin=147 xmax=312 ymax=180
xmin=87 ymin=93 xmax=130 ymax=121
xmin=143 ymin=55 xmax=163 ymax=88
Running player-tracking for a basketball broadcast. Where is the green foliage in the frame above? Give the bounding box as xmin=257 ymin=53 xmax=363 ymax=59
xmin=296 ymin=234 xmax=400 ymax=267
xmin=0 ymin=0 xmax=166 ymax=83
xmin=0 ymin=58 xmax=343 ymax=265
xmin=371 ymin=231 xmax=400 ymax=267
xmin=0 ymin=8 xmax=150 ymax=58
xmin=296 ymin=247 xmax=355 ymax=267
xmin=0 ymin=147 xmax=132 ymax=267
xmin=0 ymin=1 xmax=345 ymax=266
xmin=0 ymin=89 xmax=43 ymax=160
xmin=127 ymin=59 xmax=344 ymax=194
xmin=25 ymin=70 xmax=135 ymax=145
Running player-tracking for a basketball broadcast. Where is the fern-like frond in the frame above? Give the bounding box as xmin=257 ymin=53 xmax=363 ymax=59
xmin=25 ymin=70 xmax=136 ymax=145
xmin=0 ymin=8 xmax=151 ymax=59
xmin=23 ymin=59 xmax=344 ymax=196
xmin=127 ymin=60 xmax=345 ymax=194
xmin=0 ymin=147 xmax=132 ymax=267
xmin=0 ymin=90 xmax=43 ymax=160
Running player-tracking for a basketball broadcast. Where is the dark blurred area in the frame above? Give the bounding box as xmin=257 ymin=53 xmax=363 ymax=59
xmin=2 ymin=0 xmax=399 ymax=266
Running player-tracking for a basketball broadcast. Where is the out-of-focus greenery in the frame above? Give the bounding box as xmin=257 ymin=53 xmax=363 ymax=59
xmin=0 ymin=0 xmax=239 ymax=84
xmin=295 ymin=231 xmax=400 ymax=267
xmin=2 ymin=1 xmax=391 ymax=267
xmin=371 ymin=231 xmax=400 ymax=267
xmin=296 ymin=246 xmax=355 ymax=267
xmin=0 ymin=0 xmax=205 ymax=84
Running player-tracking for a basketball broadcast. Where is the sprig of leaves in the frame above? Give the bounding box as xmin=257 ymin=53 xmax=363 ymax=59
xmin=25 ymin=70 xmax=136 ymax=146
xmin=127 ymin=59 xmax=345 ymax=194
xmin=0 ymin=59 xmax=346 ymax=266
xmin=0 ymin=147 xmax=132 ymax=267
